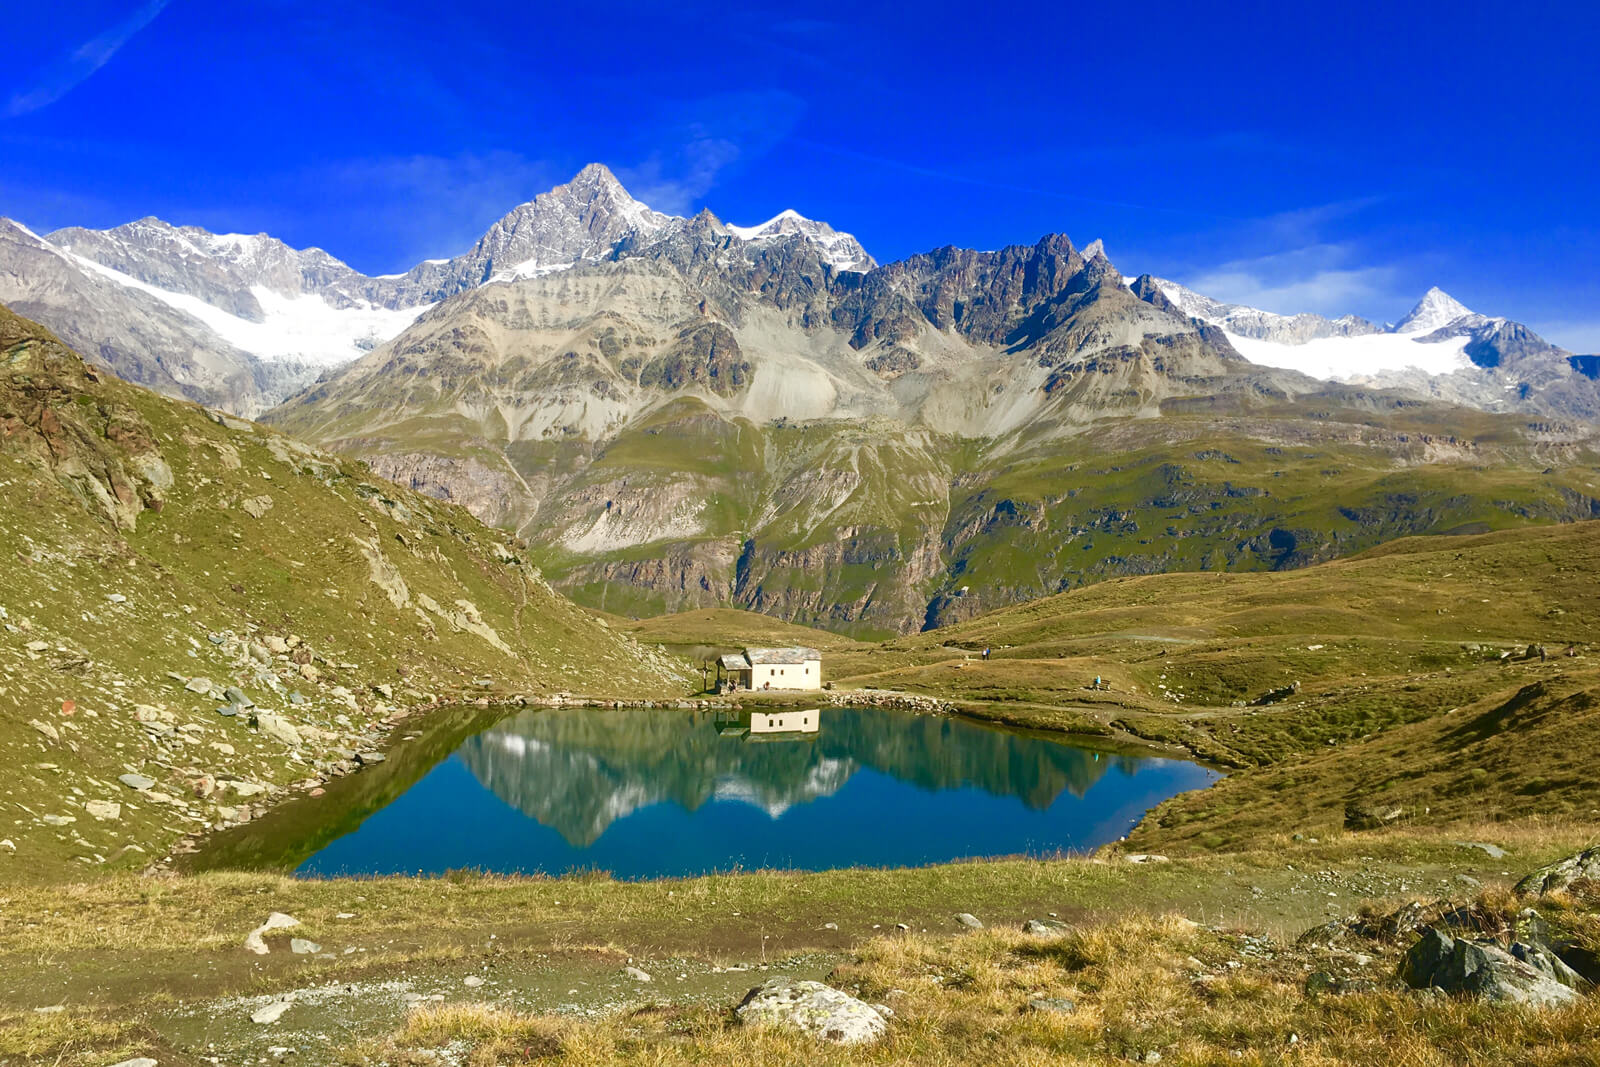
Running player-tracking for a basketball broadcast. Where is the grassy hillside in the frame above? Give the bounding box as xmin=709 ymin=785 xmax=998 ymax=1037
xmin=532 ymin=408 xmax=1600 ymax=638
xmin=612 ymin=606 xmax=861 ymax=656
xmin=0 ymin=304 xmax=688 ymax=881
xmin=819 ymin=520 xmax=1600 ymax=847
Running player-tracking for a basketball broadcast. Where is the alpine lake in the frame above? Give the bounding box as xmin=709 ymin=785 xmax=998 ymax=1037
xmin=189 ymin=704 xmax=1221 ymax=879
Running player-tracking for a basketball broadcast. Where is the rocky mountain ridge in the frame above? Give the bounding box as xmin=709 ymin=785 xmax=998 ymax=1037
xmin=7 ymin=163 xmax=1594 ymax=421
xmin=1145 ymin=278 xmax=1600 ymax=419
xmin=263 ymin=179 xmax=1600 ymax=636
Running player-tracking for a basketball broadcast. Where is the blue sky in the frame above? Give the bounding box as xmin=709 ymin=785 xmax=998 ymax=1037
xmin=3 ymin=0 xmax=1597 ymax=349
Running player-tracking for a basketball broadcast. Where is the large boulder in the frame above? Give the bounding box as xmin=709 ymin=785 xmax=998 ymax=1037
xmin=1398 ymin=927 xmax=1581 ymax=1008
xmin=735 ymin=977 xmax=888 ymax=1045
xmin=1516 ymin=847 xmax=1600 ymax=897
xmin=1344 ymin=798 xmax=1405 ymax=831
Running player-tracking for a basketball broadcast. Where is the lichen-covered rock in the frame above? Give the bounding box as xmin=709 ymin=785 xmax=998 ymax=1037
xmin=735 ymin=977 xmax=887 ymax=1045
xmin=1515 ymin=846 xmax=1600 ymax=897
xmin=1398 ymin=927 xmax=1581 ymax=1008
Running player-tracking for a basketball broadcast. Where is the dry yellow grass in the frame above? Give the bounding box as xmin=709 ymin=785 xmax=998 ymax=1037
xmin=365 ymin=904 xmax=1600 ymax=1066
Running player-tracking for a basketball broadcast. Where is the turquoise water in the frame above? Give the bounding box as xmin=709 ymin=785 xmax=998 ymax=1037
xmin=297 ymin=706 xmax=1219 ymax=879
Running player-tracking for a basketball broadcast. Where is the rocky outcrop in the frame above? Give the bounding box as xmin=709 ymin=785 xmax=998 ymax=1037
xmin=735 ymin=978 xmax=888 ymax=1044
xmin=1516 ymin=847 xmax=1600 ymax=897
xmin=1398 ymin=927 xmax=1583 ymax=1007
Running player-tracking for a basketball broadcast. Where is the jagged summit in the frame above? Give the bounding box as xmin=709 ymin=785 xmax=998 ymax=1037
xmin=1394 ymin=286 xmax=1476 ymax=334
xmin=465 ymin=163 xmax=675 ymax=285
xmin=725 ymin=207 xmax=876 ymax=272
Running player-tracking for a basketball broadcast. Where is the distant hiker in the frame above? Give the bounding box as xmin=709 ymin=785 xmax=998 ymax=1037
xmin=1095 ymin=675 xmax=1102 ymax=689
xmin=983 ymin=646 xmax=991 ymax=661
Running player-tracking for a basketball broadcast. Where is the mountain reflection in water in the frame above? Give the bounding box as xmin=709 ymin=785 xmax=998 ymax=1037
xmin=295 ymin=705 xmax=1220 ymax=878
xmin=460 ymin=706 xmax=1135 ymax=846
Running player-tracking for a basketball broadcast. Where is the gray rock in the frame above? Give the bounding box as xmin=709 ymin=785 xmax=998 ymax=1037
xmin=1516 ymin=846 xmax=1600 ymax=897
xmin=107 ymin=1059 xmax=158 ymax=1067
xmin=290 ymin=938 xmax=322 ymax=955
xmin=84 ymin=800 xmax=121 ymax=821
xmin=1456 ymin=841 xmax=1508 ymax=860
xmin=735 ymin=977 xmax=887 ymax=1045
xmin=224 ymin=686 xmax=254 ymax=709
xmin=624 ymin=966 xmax=652 ymax=982
xmin=1344 ymin=799 xmax=1405 ymax=831
xmin=1510 ymin=941 xmax=1590 ymax=991
xmin=251 ymin=998 xmax=293 ymax=1024
xmin=355 ymin=751 xmax=385 ymax=764
xmin=1023 ymin=919 xmax=1069 ymax=936
xmin=1026 ymin=996 xmax=1077 ymax=1014
xmin=1398 ymin=927 xmax=1581 ymax=1007
xmin=288 ymin=691 xmax=307 ymax=705
xmin=183 ymin=676 xmax=216 ymax=694
xmin=255 ymin=713 xmax=302 ymax=748
xmin=955 ymin=913 xmax=984 ymax=929
xmin=244 ymin=912 xmax=299 ymax=955
xmin=463 ymin=975 xmax=485 ymax=988
xmin=118 ymin=773 xmax=155 ymax=791
xmin=215 ymin=705 xmax=237 ymax=717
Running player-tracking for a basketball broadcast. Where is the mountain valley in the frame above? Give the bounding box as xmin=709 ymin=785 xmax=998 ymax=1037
xmin=9 ymin=165 xmax=1599 ymax=637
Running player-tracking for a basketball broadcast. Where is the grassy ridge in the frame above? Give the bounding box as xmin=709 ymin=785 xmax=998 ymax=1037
xmin=0 ymin=304 xmax=687 ymax=880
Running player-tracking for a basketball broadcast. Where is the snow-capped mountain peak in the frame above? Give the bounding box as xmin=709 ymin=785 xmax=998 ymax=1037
xmin=726 ymin=208 xmax=877 ymax=272
xmin=474 ymin=163 xmax=678 ymax=284
xmin=1394 ymin=286 xmax=1475 ymax=335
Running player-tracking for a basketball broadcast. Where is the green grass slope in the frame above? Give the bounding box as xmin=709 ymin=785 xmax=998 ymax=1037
xmin=824 ymin=521 xmax=1600 ymax=846
xmin=0 ymin=304 xmax=689 ymax=881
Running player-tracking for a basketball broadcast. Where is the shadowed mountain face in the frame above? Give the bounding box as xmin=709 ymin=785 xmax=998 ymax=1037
xmin=456 ymin=706 xmax=1138 ymax=847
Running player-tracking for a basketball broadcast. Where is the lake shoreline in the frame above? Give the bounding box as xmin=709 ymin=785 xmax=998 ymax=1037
xmin=178 ymin=693 xmax=1222 ymax=879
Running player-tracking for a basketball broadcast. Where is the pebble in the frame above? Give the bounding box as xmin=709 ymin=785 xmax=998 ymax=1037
xmin=955 ymin=913 xmax=984 ymax=929
xmin=251 ymin=999 xmax=292 ymax=1024
xmin=290 ymin=938 xmax=322 ymax=955
xmin=84 ymin=800 xmax=121 ymax=821
xmin=625 ymin=966 xmax=652 ymax=982
xmin=119 ymin=773 xmax=155 ymax=791
xmin=463 ymin=976 xmax=485 ymax=987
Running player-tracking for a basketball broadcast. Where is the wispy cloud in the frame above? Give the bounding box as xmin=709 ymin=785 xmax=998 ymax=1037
xmin=311 ymin=151 xmax=562 ymax=267
xmin=5 ymin=0 xmax=171 ymax=118
xmin=1184 ymin=242 xmax=1404 ymax=319
xmin=618 ymin=90 xmax=805 ymax=215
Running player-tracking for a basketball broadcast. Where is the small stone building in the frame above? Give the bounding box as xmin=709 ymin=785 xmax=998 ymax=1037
xmin=716 ymin=646 xmax=822 ymax=691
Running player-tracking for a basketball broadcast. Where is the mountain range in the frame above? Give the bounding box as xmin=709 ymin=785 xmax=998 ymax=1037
xmin=4 ymin=164 xmax=1599 ymax=635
